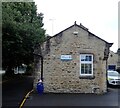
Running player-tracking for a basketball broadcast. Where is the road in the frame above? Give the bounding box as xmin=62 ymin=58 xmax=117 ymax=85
xmin=1 ymin=75 xmax=120 ymax=107
xmin=2 ymin=75 xmax=33 ymax=107
xmin=24 ymin=86 xmax=120 ymax=107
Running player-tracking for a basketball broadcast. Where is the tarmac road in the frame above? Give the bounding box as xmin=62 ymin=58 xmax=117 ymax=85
xmin=2 ymin=75 xmax=119 ymax=107
xmin=24 ymin=87 xmax=120 ymax=107
xmin=2 ymin=75 xmax=33 ymax=107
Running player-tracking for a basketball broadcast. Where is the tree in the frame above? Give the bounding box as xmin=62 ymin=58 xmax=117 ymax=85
xmin=2 ymin=2 xmax=45 ymax=75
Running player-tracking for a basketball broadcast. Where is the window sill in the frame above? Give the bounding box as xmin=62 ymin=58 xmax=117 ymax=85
xmin=79 ymin=76 xmax=95 ymax=79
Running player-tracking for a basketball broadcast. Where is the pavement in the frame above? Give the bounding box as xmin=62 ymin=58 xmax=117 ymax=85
xmin=23 ymin=87 xmax=120 ymax=107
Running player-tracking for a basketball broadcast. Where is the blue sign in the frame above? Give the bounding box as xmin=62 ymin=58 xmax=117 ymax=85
xmin=61 ymin=55 xmax=72 ymax=61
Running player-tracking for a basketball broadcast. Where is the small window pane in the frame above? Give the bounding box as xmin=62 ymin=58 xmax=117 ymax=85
xmin=85 ymin=64 xmax=88 ymax=73
xmin=88 ymin=64 xmax=92 ymax=74
xmin=89 ymin=70 xmax=92 ymax=74
xmin=85 ymin=56 xmax=92 ymax=61
xmin=81 ymin=64 xmax=84 ymax=74
xmin=89 ymin=56 xmax=92 ymax=61
xmin=86 ymin=56 xmax=89 ymax=61
xmin=81 ymin=55 xmax=85 ymax=61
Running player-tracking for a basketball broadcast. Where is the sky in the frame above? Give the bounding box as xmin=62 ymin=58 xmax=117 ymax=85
xmin=34 ymin=0 xmax=119 ymax=52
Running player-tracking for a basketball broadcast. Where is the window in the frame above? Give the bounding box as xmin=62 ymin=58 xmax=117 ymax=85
xmin=80 ymin=54 xmax=93 ymax=76
xmin=108 ymin=65 xmax=116 ymax=71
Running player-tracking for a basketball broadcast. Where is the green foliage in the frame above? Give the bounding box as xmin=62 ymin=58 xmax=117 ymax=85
xmin=2 ymin=2 xmax=45 ymax=74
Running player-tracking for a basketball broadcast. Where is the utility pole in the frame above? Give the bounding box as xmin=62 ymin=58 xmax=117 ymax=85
xmin=49 ymin=19 xmax=55 ymax=36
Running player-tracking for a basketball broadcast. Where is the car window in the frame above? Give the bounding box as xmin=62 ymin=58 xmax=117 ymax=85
xmin=108 ymin=71 xmax=119 ymax=76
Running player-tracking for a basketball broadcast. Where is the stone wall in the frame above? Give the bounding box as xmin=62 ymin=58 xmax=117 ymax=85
xmin=107 ymin=51 xmax=118 ymax=70
xmin=34 ymin=24 xmax=110 ymax=94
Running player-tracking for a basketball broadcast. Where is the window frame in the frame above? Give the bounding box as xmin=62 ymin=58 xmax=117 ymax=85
xmin=80 ymin=54 xmax=93 ymax=76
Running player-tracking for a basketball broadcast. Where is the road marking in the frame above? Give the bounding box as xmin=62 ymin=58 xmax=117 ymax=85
xmin=19 ymin=89 xmax=34 ymax=108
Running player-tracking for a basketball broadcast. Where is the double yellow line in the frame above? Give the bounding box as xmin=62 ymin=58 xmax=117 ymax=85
xmin=19 ymin=89 xmax=34 ymax=108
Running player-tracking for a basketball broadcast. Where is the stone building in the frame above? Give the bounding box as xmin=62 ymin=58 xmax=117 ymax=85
xmin=117 ymin=48 xmax=120 ymax=70
xmin=108 ymin=49 xmax=120 ymax=71
xmin=34 ymin=22 xmax=113 ymax=94
xmin=107 ymin=51 xmax=118 ymax=70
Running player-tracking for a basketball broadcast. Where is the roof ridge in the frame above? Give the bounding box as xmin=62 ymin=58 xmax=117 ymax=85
xmin=45 ymin=22 xmax=113 ymax=46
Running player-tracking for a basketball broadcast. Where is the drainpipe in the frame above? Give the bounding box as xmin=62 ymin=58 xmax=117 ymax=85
xmin=106 ymin=60 xmax=108 ymax=92
xmin=37 ymin=54 xmax=43 ymax=81
xmin=40 ymin=55 xmax=43 ymax=81
xmin=33 ymin=53 xmax=44 ymax=82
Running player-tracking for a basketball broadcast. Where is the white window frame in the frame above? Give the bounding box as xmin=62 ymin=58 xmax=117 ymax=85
xmin=80 ymin=54 xmax=93 ymax=76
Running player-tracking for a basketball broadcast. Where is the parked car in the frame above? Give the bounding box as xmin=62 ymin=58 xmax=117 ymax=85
xmin=14 ymin=64 xmax=27 ymax=74
xmin=107 ymin=70 xmax=120 ymax=86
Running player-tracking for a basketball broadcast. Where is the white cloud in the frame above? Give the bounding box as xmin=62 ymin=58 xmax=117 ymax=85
xmin=34 ymin=0 xmax=119 ymax=52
